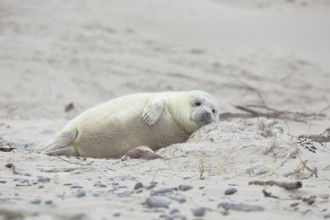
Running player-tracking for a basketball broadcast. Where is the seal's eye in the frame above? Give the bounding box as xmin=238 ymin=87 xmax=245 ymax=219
xmin=212 ymin=109 xmax=216 ymax=114
xmin=194 ymin=101 xmax=201 ymax=106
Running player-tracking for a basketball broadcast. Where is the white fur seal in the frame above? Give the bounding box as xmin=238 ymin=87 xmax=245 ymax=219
xmin=41 ymin=90 xmax=219 ymax=158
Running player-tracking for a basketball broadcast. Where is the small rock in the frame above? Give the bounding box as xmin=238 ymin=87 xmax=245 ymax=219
xmin=114 ymin=188 xmax=132 ymax=197
xmin=134 ymin=182 xmax=144 ymax=190
xmin=217 ymin=202 xmax=264 ymax=212
xmin=324 ymin=213 xmax=330 ymax=219
xmin=319 ymin=194 xmax=329 ymax=200
xmin=111 ymin=181 xmax=119 ymax=186
xmin=192 ymin=207 xmax=206 ymax=217
xmin=152 ymin=188 xmax=174 ymax=195
xmin=146 ymin=196 xmax=169 ymax=208
xmin=14 ymin=178 xmax=29 ymax=184
xmin=71 ymin=185 xmax=83 ymax=189
xmin=282 ymin=172 xmax=294 ymax=177
xmin=113 ymin=212 xmax=121 ymax=217
xmin=76 ymin=190 xmax=86 ymax=198
xmin=165 ymin=214 xmax=187 ymax=220
xmin=30 ymin=199 xmax=41 ymax=205
xmin=55 ymin=192 xmax=65 ymax=198
xmin=224 ymin=188 xmax=237 ymax=195
xmin=145 ymin=181 xmax=158 ymax=190
xmin=37 ymin=176 xmax=51 ymax=183
xmin=44 ymin=200 xmax=53 ymax=205
xmin=169 ymin=208 xmax=180 ymax=215
xmin=168 ymin=193 xmax=186 ymax=203
xmin=178 ymin=185 xmax=193 ymax=191
xmin=94 ymin=181 xmax=107 ymax=188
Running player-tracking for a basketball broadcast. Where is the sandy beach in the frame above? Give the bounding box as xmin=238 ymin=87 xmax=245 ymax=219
xmin=1 ymin=0 xmax=330 ymax=219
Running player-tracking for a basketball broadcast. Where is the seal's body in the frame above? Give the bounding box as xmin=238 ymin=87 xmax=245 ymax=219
xmin=42 ymin=91 xmax=219 ymax=158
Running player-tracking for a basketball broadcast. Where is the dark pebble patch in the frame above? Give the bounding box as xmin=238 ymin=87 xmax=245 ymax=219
xmin=218 ymin=202 xmax=264 ymax=212
xmin=44 ymin=200 xmax=53 ymax=205
xmin=178 ymin=185 xmax=193 ymax=191
xmin=76 ymin=190 xmax=86 ymax=198
xmin=146 ymin=196 xmax=169 ymax=209
xmin=134 ymin=182 xmax=144 ymax=190
xmin=192 ymin=207 xmax=206 ymax=217
xmin=37 ymin=176 xmax=51 ymax=183
xmin=30 ymin=199 xmax=41 ymax=205
xmin=224 ymin=187 xmax=237 ymax=195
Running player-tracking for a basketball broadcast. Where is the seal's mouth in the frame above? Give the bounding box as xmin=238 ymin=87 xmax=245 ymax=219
xmin=200 ymin=112 xmax=214 ymax=124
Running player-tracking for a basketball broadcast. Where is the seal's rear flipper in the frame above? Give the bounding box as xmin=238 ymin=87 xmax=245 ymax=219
xmin=39 ymin=129 xmax=80 ymax=157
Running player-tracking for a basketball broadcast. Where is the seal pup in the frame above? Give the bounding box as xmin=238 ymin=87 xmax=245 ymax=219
xmin=41 ymin=90 xmax=219 ymax=158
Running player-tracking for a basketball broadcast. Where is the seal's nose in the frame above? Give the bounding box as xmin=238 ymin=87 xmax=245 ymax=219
xmin=201 ymin=111 xmax=213 ymax=124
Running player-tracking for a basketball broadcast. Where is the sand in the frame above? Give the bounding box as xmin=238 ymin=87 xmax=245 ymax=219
xmin=0 ymin=0 xmax=330 ymax=219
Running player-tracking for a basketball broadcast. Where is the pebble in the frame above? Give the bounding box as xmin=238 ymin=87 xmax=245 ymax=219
xmin=113 ymin=212 xmax=121 ymax=217
xmin=169 ymin=208 xmax=180 ymax=215
xmin=134 ymin=182 xmax=144 ymax=190
xmin=146 ymin=196 xmax=169 ymax=208
xmin=167 ymin=193 xmax=186 ymax=203
xmin=324 ymin=213 xmax=330 ymax=219
xmin=145 ymin=181 xmax=158 ymax=190
xmin=37 ymin=176 xmax=51 ymax=183
xmin=165 ymin=214 xmax=187 ymax=220
xmin=114 ymin=188 xmax=132 ymax=197
xmin=71 ymin=185 xmax=83 ymax=189
xmin=224 ymin=188 xmax=237 ymax=195
xmin=282 ymin=171 xmax=294 ymax=177
xmin=192 ymin=207 xmax=206 ymax=217
xmin=75 ymin=190 xmax=86 ymax=198
xmin=152 ymin=188 xmax=174 ymax=195
xmin=55 ymin=192 xmax=65 ymax=198
xmin=178 ymin=185 xmax=193 ymax=191
xmin=319 ymin=194 xmax=329 ymax=200
xmin=94 ymin=181 xmax=107 ymax=188
xmin=44 ymin=200 xmax=53 ymax=205
xmin=30 ymin=199 xmax=41 ymax=205
xmin=217 ymin=202 xmax=264 ymax=212
xmin=14 ymin=178 xmax=29 ymax=184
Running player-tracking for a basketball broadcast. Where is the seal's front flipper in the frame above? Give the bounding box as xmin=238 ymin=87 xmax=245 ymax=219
xmin=142 ymin=96 xmax=165 ymax=125
xmin=40 ymin=129 xmax=80 ymax=157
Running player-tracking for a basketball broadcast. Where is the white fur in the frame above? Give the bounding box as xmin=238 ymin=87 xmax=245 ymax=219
xmin=41 ymin=90 xmax=219 ymax=158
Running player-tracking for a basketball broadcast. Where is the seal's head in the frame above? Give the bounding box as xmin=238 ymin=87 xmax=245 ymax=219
xmin=167 ymin=90 xmax=219 ymax=134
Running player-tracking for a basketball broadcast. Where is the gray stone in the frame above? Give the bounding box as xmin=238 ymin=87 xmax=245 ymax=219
xmin=30 ymin=199 xmax=41 ymax=204
xmin=55 ymin=191 xmax=65 ymax=198
xmin=94 ymin=181 xmax=107 ymax=188
xmin=146 ymin=196 xmax=169 ymax=208
xmin=37 ymin=176 xmax=51 ymax=183
xmin=224 ymin=188 xmax=237 ymax=195
xmin=217 ymin=202 xmax=264 ymax=212
xmin=114 ymin=188 xmax=132 ymax=197
xmin=76 ymin=190 xmax=86 ymax=198
xmin=319 ymin=194 xmax=329 ymax=200
xmin=324 ymin=213 xmax=330 ymax=219
xmin=44 ymin=200 xmax=53 ymax=205
xmin=134 ymin=182 xmax=144 ymax=190
xmin=192 ymin=207 xmax=206 ymax=217
xmin=178 ymin=185 xmax=193 ymax=191
xmin=145 ymin=181 xmax=158 ymax=189
xmin=168 ymin=193 xmax=186 ymax=203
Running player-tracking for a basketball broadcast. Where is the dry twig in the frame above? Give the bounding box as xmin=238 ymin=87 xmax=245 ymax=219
xmin=248 ymin=180 xmax=302 ymax=190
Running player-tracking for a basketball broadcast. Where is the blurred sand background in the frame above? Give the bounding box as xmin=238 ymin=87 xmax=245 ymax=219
xmin=0 ymin=0 xmax=330 ymax=219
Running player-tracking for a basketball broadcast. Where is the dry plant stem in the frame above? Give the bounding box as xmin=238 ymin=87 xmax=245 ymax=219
xmin=5 ymin=163 xmax=18 ymax=175
xmin=230 ymin=104 xmax=326 ymax=122
xmin=299 ymin=128 xmax=330 ymax=143
xmin=248 ymin=180 xmax=302 ymax=190
xmin=262 ymin=189 xmax=279 ymax=199
xmin=49 ymin=153 xmax=94 ymax=166
xmin=294 ymin=156 xmax=318 ymax=179
xmin=199 ymin=159 xmax=205 ymax=179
